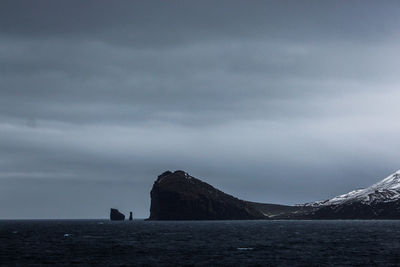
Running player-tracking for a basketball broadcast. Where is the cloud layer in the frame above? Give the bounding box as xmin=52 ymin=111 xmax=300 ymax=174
xmin=1 ymin=0 xmax=400 ymax=218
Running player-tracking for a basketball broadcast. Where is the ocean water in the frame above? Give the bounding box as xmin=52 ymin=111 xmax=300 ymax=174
xmin=1 ymin=220 xmax=400 ymax=266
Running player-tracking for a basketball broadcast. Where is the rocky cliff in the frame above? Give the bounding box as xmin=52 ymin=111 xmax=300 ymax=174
xmin=110 ymin=208 xmax=125 ymax=221
xmin=149 ymin=170 xmax=267 ymax=220
xmin=148 ymin=169 xmax=400 ymax=220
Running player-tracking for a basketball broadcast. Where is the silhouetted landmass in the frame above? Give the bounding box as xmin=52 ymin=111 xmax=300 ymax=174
xmin=305 ymin=201 xmax=400 ymax=219
xmin=149 ymin=170 xmax=266 ymax=220
xmin=110 ymin=208 xmax=125 ymax=221
xmin=300 ymin=170 xmax=400 ymax=219
xmin=148 ymin=170 xmax=400 ymax=220
xmin=246 ymin=202 xmax=311 ymax=218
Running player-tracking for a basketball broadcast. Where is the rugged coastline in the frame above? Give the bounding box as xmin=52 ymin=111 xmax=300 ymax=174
xmin=148 ymin=170 xmax=400 ymax=220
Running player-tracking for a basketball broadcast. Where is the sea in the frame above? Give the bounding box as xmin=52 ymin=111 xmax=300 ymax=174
xmin=2 ymin=220 xmax=400 ymax=266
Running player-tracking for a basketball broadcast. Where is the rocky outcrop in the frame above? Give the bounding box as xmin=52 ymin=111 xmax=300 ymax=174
xmin=149 ymin=170 xmax=267 ymax=220
xmin=110 ymin=208 xmax=125 ymax=221
xmin=129 ymin=212 xmax=133 ymax=221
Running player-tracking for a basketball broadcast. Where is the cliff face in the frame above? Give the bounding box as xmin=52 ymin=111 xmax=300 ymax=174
xmin=148 ymin=169 xmax=400 ymax=220
xmin=149 ymin=170 xmax=267 ymax=220
xmin=110 ymin=208 xmax=125 ymax=221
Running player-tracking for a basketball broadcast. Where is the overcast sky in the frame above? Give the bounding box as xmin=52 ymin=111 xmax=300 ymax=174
xmin=1 ymin=0 xmax=400 ymax=219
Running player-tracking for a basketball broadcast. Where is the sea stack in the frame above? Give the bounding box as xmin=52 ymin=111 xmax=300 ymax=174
xmin=129 ymin=212 xmax=133 ymax=220
xmin=148 ymin=170 xmax=267 ymax=220
xmin=110 ymin=208 xmax=125 ymax=221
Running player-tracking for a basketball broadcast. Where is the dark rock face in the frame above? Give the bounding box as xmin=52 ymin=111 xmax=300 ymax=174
xmin=149 ymin=170 xmax=400 ymax=220
xmin=149 ymin=170 xmax=267 ymax=220
xmin=129 ymin=212 xmax=133 ymax=221
xmin=110 ymin=208 xmax=125 ymax=221
xmin=307 ymin=200 xmax=400 ymax=219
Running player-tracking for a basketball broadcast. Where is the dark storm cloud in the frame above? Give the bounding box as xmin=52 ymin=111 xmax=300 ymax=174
xmin=1 ymin=0 xmax=399 ymax=44
xmin=1 ymin=0 xmax=400 ymax=218
xmin=1 ymin=38 xmax=398 ymax=125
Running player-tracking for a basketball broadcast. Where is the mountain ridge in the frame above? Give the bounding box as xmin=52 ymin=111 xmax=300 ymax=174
xmin=306 ymin=170 xmax=400 ymax=207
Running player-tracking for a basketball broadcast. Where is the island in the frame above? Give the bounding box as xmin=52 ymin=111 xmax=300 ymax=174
xmin=148 ymin=170 xmax=400 ymax=220
xmin=110 ymin=208 xmax=125 ymax=221
xmin=149 ymin=170 xmax=266 ymax=220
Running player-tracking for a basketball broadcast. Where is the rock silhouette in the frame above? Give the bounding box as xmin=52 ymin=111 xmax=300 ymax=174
xmin=148 ymin=169 xmax=400 ymax=220
xmin=149 ymin=170 xmax=267 ymax=220
xmin=110 ymin=208 xmax=125 ymax=221
xmin=129 ymin=212 xmax=133 ymax=220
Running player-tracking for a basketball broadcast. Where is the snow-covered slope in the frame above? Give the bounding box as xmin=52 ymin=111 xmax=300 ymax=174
xmin=306 ymin=170 xmax=400 ymax=207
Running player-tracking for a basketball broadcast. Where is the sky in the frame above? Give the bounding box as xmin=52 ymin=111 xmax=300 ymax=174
xmin=1 ymin=0 xmax=400 ymax=219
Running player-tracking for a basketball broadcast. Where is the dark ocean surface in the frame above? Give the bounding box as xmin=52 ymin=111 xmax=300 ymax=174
xmin=2 ymin=220 xmax=400 ymax=266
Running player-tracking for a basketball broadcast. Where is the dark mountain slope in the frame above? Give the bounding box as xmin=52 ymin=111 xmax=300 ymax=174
xmin=149 ymin=170 xmax=267 ymax=220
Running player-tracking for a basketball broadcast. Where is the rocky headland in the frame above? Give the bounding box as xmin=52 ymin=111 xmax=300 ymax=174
xmin=148 ymin=170 xmax=400 ymax=220
xmin=149 ymin=170 xmax=267 ymax=220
